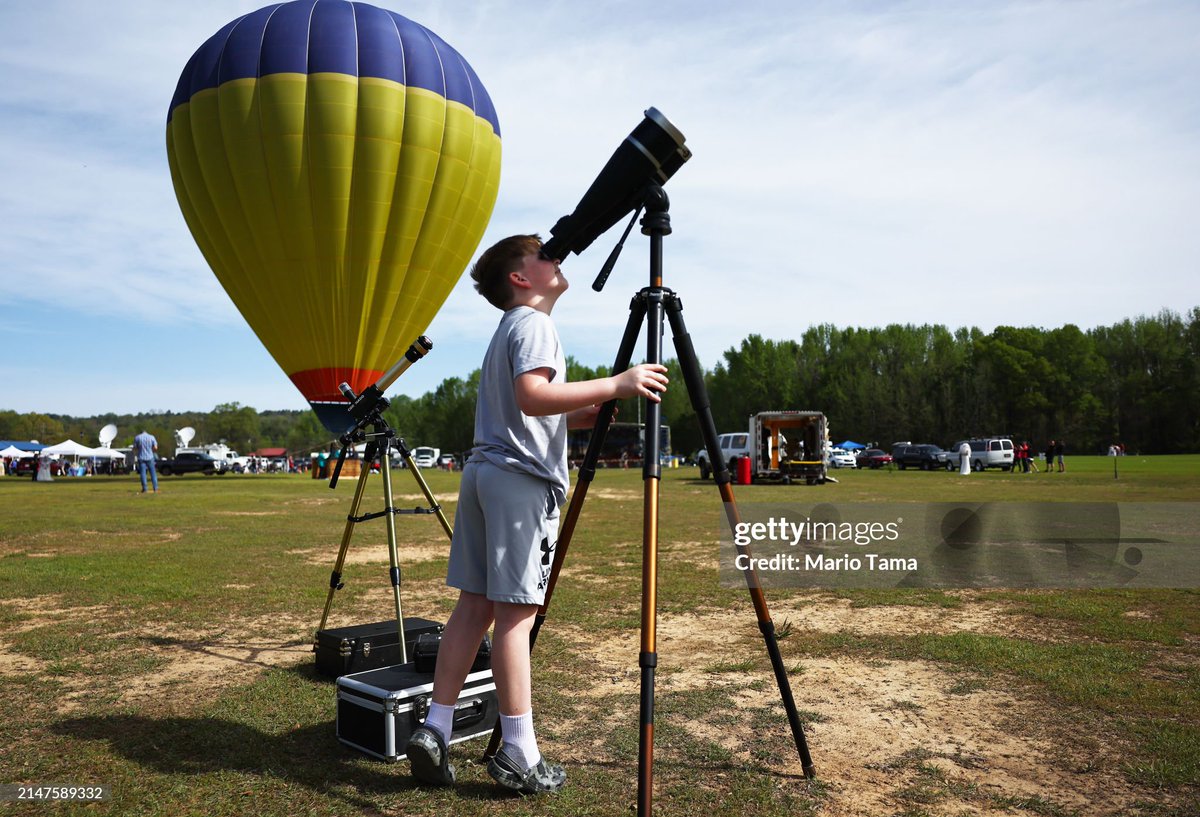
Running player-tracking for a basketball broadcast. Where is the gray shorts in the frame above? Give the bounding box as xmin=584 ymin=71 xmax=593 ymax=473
xmin=447 ymin=460 xmax=559 ymax=605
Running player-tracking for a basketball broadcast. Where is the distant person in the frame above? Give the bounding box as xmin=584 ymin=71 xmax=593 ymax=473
xmin=1056 ymin=440 xmax=1066 ymax=472
xmin=133 ymin=430 xmax=159 ymax=493
xmin=958 ymin=441 xmax=971 ymax=475
xmin=1026 ymin=441 xmax=1039 ymax=473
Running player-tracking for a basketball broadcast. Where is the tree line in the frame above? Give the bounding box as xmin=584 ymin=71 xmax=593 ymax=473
xmin=697 ymin=308 xmax=1199 ymax=456
xmin=3 ymin=309 xmax=1195 ymax=458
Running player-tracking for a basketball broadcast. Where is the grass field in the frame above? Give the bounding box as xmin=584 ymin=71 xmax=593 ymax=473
xmin=0 ymin=455 xmax=1197 ymax=816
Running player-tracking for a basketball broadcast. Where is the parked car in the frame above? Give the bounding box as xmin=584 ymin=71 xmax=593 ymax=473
xmin=828 ymin=448 xmax=857 ymax=469
xmin=696 ymin=432 xmax=752 ymax=480
xmin=891 ymin=444 xmax=945 ymax=471
xmin=856 ymin=448 xmax=893 ymax=469
xmin=8 ymin=457 xmax=71 ymax=477
xmin=942 ymin=438 xmax=1015 ymax=472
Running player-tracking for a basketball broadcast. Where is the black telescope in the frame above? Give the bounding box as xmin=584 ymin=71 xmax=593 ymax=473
xmin=539 ymin=107 xmax=690 ymax=263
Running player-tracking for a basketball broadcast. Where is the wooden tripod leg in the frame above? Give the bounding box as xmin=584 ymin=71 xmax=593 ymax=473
xmin=314 ymin=466 xmax=373 ymax=644
xmin=402 ymin=449 xmax=453 ymax=541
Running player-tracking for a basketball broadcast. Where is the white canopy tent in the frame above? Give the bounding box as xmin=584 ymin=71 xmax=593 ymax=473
xmin=40 ymin=439 xmax=99 ymax=457
xmin=0 ymin=445 xmax=35 ymax=458
xmin=89 ymin=448 xmax=127 ymax=459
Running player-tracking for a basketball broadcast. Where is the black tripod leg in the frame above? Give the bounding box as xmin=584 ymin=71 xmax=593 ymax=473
xmin=480 ymin=293 xmax=649 ymax=761
xmin=666 ymin=294 xmax=817 ymax=779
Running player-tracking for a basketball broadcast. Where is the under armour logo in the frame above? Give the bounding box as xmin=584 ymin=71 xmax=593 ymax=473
xmin=538 ymin=537 xmax=555 ymax=589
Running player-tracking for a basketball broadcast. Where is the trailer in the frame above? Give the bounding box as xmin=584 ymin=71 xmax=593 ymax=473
xmin=568 ymin=422 xmax=672 ymax=469
xmin=748 ymin=410 xmax=829 ymax=485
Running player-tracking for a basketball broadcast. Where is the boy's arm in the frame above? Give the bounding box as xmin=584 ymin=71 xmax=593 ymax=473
xmin=515 ymin=364 xmax=668 ymax=418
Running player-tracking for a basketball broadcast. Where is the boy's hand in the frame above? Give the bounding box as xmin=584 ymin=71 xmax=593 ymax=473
xmin=613 ymin=364 xmax=669 ymax=402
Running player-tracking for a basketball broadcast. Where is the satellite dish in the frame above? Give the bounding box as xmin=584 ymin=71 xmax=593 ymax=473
xmin=98 ymin=424 xmax=118 ymax=447
xmin=175 ymin=427 xmax=196 ymax=447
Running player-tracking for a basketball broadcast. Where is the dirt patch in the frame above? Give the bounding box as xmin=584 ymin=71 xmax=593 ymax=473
xmin=109 ymin=613 xmax=316 ymax=710
xmin=283 ymin=496 xmax=341 ymax=506
xmin=286 ymin=542 xmax=449 ymax=566
xmin=0 ymin=595 xmax=116 ymax=633
xmin=588 ymin=488 xmax=642 ymax=502
xmin=213 ymin=511 xmax=284 ymax=516
xmin=0 ymin=530 xmax=184 ymax=556
xmin=766 ymin=595 xmax=1062 ymax=641
xmin=0 ymin=645 xmax=43 ymax=676
xmin=543 ymin=607 xmax=1145 ymax=816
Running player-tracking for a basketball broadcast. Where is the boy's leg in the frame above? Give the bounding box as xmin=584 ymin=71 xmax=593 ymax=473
xmin=492 ymin=601 xmax=538 ymax=711
xmin=407 ymin=591 xmax=493 ymax=787
xmin=430 ymin=590 xmax=495 ymax=715
xmin=408 ymin=462 xmax=494 ymax=787
xmin=485 ymin=600 xmax=566 ymax=793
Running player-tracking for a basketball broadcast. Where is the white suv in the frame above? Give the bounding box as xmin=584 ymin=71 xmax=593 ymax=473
xmin=943 ymin=438 xmax=1015 ymax=471
xmin=696 ymin=432 xmax=751 ymax=480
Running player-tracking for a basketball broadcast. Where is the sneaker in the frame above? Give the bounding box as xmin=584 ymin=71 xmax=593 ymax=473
xmin=486 ymin=750 xmax=567 ymax=794
xmin=406 ymin=727 xmax=455 ymax=786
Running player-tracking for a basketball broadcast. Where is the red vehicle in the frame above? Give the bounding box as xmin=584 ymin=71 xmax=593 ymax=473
xmin=856 ymin=448 xmax=893 ymax=469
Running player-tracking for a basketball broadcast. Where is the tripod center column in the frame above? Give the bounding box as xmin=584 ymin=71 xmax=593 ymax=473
xmin=636 ymin=191 xmax=670 ymax=814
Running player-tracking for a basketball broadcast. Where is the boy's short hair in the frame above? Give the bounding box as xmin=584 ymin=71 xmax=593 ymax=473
xmin=470 ymin=234 xmax=543 ymax=309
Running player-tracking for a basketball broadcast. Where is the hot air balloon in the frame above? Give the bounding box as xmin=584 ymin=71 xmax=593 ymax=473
xmin=166 ymin=0 xmax=501 ymax=432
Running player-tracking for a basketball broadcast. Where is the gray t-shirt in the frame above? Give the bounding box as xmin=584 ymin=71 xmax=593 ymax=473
xmin=469 ymin=306 xmax=569 ymax=506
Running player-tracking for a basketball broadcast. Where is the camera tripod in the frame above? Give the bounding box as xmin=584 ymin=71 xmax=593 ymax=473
xmin=481 ymin=184 xmax=815 ymax=814
xmin=313 ymin=342 xmax=454 ymax=665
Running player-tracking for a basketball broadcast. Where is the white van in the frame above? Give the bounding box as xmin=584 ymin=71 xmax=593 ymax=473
xmin=943 ymin=438 xmax=1014 ymax=471
xmin=412 ymin=446 xmax=440 ymax=469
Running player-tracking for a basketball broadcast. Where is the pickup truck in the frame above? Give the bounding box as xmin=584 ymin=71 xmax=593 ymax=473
xmin=158 ymin=452 xmax=222 ymax=476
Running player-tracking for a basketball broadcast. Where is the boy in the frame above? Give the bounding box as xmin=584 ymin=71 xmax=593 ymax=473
xmin=405 ymin=235 xmax=668 ymax=794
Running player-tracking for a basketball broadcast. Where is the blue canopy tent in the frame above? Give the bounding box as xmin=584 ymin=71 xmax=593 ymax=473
xmin=835 ymin=440 xmax=866 ymax=450
xmin=0 ymin=440 xmax=44 ymax=453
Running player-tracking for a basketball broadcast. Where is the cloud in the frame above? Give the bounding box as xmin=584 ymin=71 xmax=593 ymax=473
xmin=0 ymin=0 xmax=1197 ymax=416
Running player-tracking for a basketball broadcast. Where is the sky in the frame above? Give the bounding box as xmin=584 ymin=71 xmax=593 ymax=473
xmin=2 ymin=0 xmax=1198 ymax=422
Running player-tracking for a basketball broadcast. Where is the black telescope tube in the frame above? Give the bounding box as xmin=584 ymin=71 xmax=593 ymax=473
xmin=540 ymin=108 xmax=689 ymax=261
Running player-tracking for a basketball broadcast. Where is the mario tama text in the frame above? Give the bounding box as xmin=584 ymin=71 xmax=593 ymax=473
xmin=717 ymin=502 xmax=1200 ymax=590
xmin=727 ymin=513 xmax=915 ymax=583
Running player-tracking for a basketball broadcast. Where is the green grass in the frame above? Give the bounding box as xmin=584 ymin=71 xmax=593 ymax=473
xmin=0 ymin=458 xmax=1198 ymax=815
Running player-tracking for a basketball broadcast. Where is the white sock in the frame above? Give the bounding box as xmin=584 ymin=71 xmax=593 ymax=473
xmin=423 ymin=701 xmax=455 ymax=745
xmin=499 ymin=711 xmax=541 ymax=770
